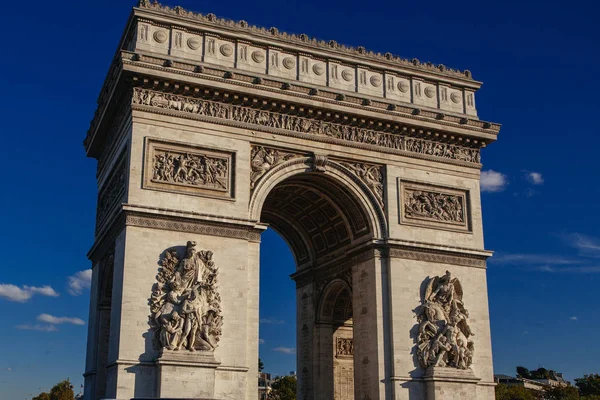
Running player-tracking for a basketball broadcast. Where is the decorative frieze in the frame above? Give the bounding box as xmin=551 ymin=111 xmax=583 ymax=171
xmin=132 ymin=88 xmax=481 ymax=165
xmin=336 ymin=337 xmax=354 ymax=357
xmin=150 ymin=241 xmax=223 ymax=352
xmin=416 ymin=271 xmax=474 ymax=370
xmin=399 ymin=180 xmax=470 ymax=233
xmin=144 ymin=139 xmax=234 ymax=199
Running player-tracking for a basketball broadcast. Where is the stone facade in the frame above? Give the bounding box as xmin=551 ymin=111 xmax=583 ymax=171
xmin=83 ymin=2 xmax=499 ymax=399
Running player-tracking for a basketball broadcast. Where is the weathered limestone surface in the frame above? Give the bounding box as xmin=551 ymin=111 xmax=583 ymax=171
xmin=83 ymin=2 xmax=499 ymax=399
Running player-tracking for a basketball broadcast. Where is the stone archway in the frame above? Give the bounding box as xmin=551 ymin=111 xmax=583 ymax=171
xmin=82 ymin=2 xmax=499 ymax=399
xmin=253 ymin=158 xmax=383 ymax=399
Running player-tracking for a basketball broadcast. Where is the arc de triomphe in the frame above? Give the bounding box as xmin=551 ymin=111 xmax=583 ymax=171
xmin=83 ymin=2 xmax=500 ymax=399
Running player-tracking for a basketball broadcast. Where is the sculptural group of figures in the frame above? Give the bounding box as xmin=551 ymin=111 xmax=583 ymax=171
xmin=133 ymin=88 xmax=481 ymax=164
xmin=150 ymin=241 xmax=223 ymax=352
xmin=153 ymin=151 xmax=228 ymax=189
xmin=405 ymin=190 xmax=464 ymax=223
xmin=417 ymin=271 xmax=474 ymax=370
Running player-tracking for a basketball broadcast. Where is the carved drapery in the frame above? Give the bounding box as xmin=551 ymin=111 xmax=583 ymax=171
xmin=416 ymin=271 xmax=474 ymax=370
xmin=400 ymin=181 xmax=470 ymax=232
xmin=150 ymin=241 xmax=223 ymax=352
xmin=144 ymin=139 xmax=234 ymax=199
xmin=132 ymin=88 xmax=481 ymax=164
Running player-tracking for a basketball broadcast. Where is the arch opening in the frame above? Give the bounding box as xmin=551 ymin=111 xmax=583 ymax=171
xmin=257 ymin=169 xmax=372 ymax=400
xmin=259 ymin=171 xmax=375 ymax=268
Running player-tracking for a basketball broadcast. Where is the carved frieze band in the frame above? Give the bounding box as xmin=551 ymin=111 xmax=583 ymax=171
xmin=145 ymin=139 xmax=234 ymax=199
xmin=336 ymin=337 xmax=354 ymax=358
xmin=96 ymin=152 xmax=127 ymax=234
xmin=132 ymin=88 xmax=481 ymax=165
xmin=389 ymin=248 xmax=486 ymax=268
xmin=400 ymin=180 xmax=470 ymax=233
xmin=125 ymin=212 xmax=262 ymax=241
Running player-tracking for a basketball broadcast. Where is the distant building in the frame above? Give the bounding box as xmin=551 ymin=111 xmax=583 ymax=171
xmin=258 ymin=372 xmax=273 ymax=400
xmin=494 ymin=371 xmax=569 ymax=392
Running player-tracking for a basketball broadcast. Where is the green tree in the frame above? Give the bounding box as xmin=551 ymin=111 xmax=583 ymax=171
xmin=48 ymin=379 xmax=74 ymax=400
xmin=268 ymin=375 xmax=296 ymax=400
xmin=576 ymin=374 xmax=600 ymax=397
xmin=32 ymin=393 xmax=50 ymax=400
xmin=517 ymin=366 xmax=532 ymax=379
xmin=495 ymin=383 xmax=539 ymax=400
xmin=545 ymin=386 xmax=580 ymax=400
xmin=530 ymin=368 xmax=551 ymax=380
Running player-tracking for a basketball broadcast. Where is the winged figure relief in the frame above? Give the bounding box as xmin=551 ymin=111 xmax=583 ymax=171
xmin=250 ymin=147 xmax=298 ymax=189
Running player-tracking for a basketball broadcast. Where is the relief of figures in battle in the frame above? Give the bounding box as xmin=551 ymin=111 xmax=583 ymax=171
xmin=416 ymin=271 xmax=474 ymax=370
xmin=150 ymin=241 xmax=223 ymax=352
xmin=405 ymin=189 xmax=464 ymax=224
xmin=152 ymin=150 xmax=228 ymax=190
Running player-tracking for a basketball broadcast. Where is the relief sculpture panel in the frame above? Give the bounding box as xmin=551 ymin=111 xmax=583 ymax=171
xmin=399 ymin=180 xmax=470 ymax=233
xmin=144 ymin=138 xmax=234 ymax=199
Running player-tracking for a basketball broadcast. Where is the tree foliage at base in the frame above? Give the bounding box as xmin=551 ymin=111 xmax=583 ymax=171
xmin=576 ymin=374 xmax=600 ymax=397
xmin=268 ymin=375 xmax=297 ymax=400
xmin=32 ymin=379 xmax=74 ymax=400
xmin=495 ymin=383 xmax=540 ymax=400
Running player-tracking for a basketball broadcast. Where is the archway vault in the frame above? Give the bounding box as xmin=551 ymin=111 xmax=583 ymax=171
xmin=250 ymin=155 xmax=387 ymax=267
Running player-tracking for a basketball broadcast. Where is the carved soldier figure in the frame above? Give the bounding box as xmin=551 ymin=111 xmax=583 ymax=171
xmin=417 ymin=272 xmax=474 ymax=369
xmin=159 ymin=311 xmax=184 ymax=350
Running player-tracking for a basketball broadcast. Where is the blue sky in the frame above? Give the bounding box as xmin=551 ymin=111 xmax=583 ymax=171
xmin=0 ymin=0 xmax=598 ymax=398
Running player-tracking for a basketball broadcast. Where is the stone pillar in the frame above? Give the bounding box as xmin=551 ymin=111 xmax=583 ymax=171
xmin=296 ymin=282 xmax=315 ymax=400
xmin=83 ymin=264 xmax=100 ymax=400
xmin=352 ymin=252 xmax=388 ymax=400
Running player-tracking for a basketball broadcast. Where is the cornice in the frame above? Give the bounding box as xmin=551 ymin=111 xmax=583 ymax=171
xmin=120 ymin=52 xmax=499 ymax=137
xmin=123 ymin=208 xmax=263 ymax=242
xmin=135 ymin=1 xmax=476 ymax=82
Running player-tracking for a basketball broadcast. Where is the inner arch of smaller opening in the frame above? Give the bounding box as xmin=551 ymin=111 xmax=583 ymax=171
xmin=260 ymin=172 xmax=373 ymax=268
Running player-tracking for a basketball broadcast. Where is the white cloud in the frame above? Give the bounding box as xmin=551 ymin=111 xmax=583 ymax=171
xmin=260 ymin=317 xmax=285 ymax=325
xmin=67 ymin=269 xmax=92 ymax=296
xmin=480 ymin=170 xmax=508 ymax=192
xmin=37 ymin=314 xmax=85 ymax=326
xmin=526 ymin=172 xmax=544 ymax=185
xmin=273 ymin=347 xmax=296 ymax=355
xmin=0 ymin=284 xmax=59 ymax=302
xmin=565 ymin=234 xmax=600 ymax=257
xmin=259 ymin=339 xmax=265 ymax=345
xmin=570 ymin=316 xmax=578 ymax=321
xmin=491 ymin=254 xmax=578 ymax=265
xmin=16 ymin=324 xmax=58 ymax=332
